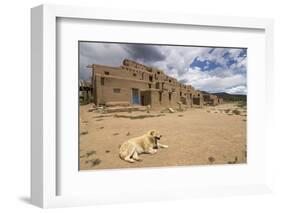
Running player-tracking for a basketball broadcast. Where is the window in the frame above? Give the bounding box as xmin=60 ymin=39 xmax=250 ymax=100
xmin=169 ymin=79 xmax=171 ymax=83
xmin=159 ymin=92 xmax=162 ymax=102
xmin=169 ymin=93 xmax=172 ymax=101
xmin=154 ymin=73 xmax=158 ymax=80
xmin=156 ymin=82 xmax=160 ymax=89
xmin=149 ymin=76 xmax=153 ymax=82
xmin=113 ymin=88 xmax=121 ymax=93
xmin=148 ymin=84 xmax=152 ymax=89
xmin=133 ymin=73 xmax=137 ymax=77
xmin=157 ymin=71 xmax=160 ymax=74
xmin=101 ymin=77 xmax=105 ymax=85
xmin=104 ymin=71 xmax=110 ymax=75
xmin=180 ymin=92 xmax=182 ymax=96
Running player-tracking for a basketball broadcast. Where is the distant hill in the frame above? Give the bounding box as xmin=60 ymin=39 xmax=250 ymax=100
xmin=211 ymin=92 xmax=247 ymax=102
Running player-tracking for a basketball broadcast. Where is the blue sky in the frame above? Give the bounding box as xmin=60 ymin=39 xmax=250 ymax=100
xmin=80 ymin=42 xmax=247 ymax=94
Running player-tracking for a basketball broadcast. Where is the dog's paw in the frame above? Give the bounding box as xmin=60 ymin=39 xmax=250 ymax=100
xmin=124 ymin=158 xmax=135 ymax=163
xmin=150 ymin=150 xmax=157 ymax=154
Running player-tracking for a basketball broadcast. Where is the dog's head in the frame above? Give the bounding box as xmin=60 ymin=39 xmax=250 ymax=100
xmin=147 ymin=130 xmax=162 ymax=149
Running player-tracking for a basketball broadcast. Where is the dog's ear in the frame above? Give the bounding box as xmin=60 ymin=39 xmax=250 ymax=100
xmin=148 ymin=130 xmax=156 ymax=136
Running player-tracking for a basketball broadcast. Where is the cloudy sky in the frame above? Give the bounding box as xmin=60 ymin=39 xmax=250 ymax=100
xmin=79 ymin=42 xmax=247 ymax=94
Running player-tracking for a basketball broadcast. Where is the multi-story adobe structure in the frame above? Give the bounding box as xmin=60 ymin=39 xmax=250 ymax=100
xmin=218 ymin=98 xmax=223 ymax=104
xmin=203 ymin=93 xmax=224 ymax=106
xmin=87 ymin=59 xmax=207 ymax=109
xmin=79 ymin=80 xmax=93 ymax=104
xmin=203 ymin=94 xmax=219 ymax=106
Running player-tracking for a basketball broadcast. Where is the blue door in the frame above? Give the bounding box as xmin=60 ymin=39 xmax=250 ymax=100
xmin=132 ymin=88 xmax=140 ymax=105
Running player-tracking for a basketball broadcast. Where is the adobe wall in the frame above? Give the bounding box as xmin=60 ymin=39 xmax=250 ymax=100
xmin=90 ymin=59 xmax=208 ymax=109
xmin=203 ymin=94 xmax=221 ymax=106
xmin=95 ymin=74 xmax=150 ymax=105
xmin=193 ymin=97 xmax=204 ymax=107
xmin=79 ymin=80 xmax=93 ymax=104
xmin=139 ymin=90 xmax=181 ymax=109
xmin=140 ymin=90 xmax=152 ymax=106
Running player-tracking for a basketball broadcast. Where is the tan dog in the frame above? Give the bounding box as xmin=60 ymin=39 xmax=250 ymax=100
xmin=119 ymin=130 xmax=168 ymax=163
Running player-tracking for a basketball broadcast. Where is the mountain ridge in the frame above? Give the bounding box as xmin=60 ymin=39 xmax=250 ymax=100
xmin=211 ymin=92 xmax=246 ymax=102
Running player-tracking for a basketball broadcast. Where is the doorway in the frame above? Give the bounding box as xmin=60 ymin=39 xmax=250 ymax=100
xmin=132 ymin=88 xmax=140 ymax=105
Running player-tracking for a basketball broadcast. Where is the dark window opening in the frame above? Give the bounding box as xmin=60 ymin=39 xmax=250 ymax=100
xmin=180 ymin=92 xmax=182 ymax=96
xmin=169 ymin=79 xmax=171 ymax=83
xmin=169 ymin=93 xmax=172 ymax=101
xmin=157 ymin=71 xmax=160 ymax=74
xmin=113 ymin=88 xmax=121 ymax=93
xmin=133 ymin=73 xmax=137 ymax=77
xmin=104 ymin=71 xmax=110 ymax=75
xmin=101 ymin=77 xmax=105 ymax=85
xmin=198 ymin=94 xmax=200 ymax=97
xmin=149 ymin=76 xmax=153 ymax=82
xmin=141 ymin=95 xmax=145 ymax=106
xmin=159 ymin=92 xmax=162 ymax=102
xmin=148 ymin=84 xmax=152 ymax=89
xmin=156 ymin=82 xmax=160 ymax=89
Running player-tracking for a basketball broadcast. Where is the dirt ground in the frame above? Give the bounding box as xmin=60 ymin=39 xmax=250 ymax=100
xmin=79 ymin=102 xmax=247 ymax=170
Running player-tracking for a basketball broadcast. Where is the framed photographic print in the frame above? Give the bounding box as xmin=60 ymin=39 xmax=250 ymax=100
xmin=78 ymin=42 xmax=247 ymax=170
xmin=31 ymin=4 xmax=274 ymax=208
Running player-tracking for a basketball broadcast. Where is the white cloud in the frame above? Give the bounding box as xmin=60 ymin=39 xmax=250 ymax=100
xmin=231 ymin=56 xmax=247 ymax=69
xmin=225 ymin=85 xmax=247 ymax=94
xmin=79 ymin=42 xmax=247 ymax=94
xmin=180 ymin=68 xmax=246 ymax=94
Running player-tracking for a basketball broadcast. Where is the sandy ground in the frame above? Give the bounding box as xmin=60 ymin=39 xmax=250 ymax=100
xmin=79 ymin=102 xmax=247 ymax=170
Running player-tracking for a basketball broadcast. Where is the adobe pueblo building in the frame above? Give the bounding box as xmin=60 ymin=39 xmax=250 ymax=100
xmin=203 ymin=93 xmax=223 ymax=106
xmin=85 ymin=59 xmax=221 ymax=109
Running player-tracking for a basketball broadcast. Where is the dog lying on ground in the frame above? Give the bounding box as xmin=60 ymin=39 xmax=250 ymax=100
xmin=119 ymin=130 xmax=168 ymax=163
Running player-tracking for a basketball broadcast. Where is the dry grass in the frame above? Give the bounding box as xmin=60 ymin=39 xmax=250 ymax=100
xmin=79 ymin=102 xmax=247 ymax=170
xmin=85 ymin=150 xmax=96 ymax=157
xmin=224 ymin=109 xmax=231 ymax=113
xmin=232 ymin=109 xmax=241 ymax=115
xmin=114 ymin=114 xmax=165 ymax=119
xmin=208 ymin=156 xmax=216 ymax=163
xmin=227 ymin=156 xmax=238 ymax=164
xmin=86 ymin=159 xmax=101 ymax=167
xmin=80 ymin=131 xmax=88 ymax=135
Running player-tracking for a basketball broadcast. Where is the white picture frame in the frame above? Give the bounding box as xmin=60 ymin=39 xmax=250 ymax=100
xmin=31 ymin=4 xmax=274 ymax=208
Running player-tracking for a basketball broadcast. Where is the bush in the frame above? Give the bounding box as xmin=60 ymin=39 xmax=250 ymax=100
xmin=232 ymin=109 xmax=241 ymax=115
